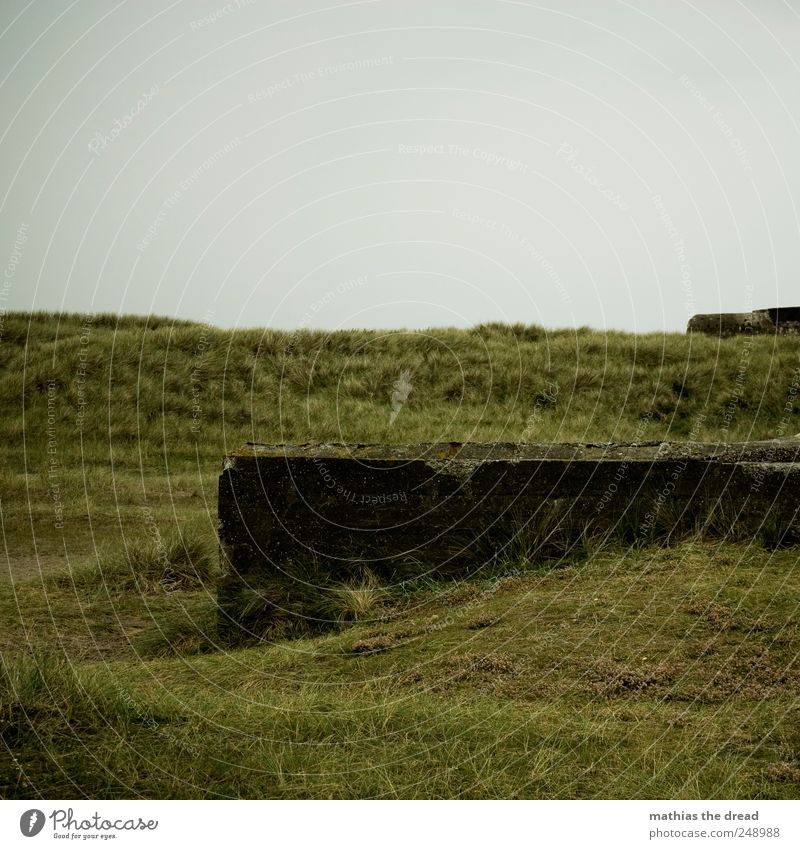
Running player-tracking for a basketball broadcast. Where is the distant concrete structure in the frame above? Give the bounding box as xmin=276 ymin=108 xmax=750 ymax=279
xmin=688 ymin=308 xmax=800 ymax=337
xmin=218 ymin=440 xmax=800 ymax=642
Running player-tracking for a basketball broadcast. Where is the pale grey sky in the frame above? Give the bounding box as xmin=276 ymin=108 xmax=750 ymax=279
xmin=1 ymin=0 xmax=798 ymax=331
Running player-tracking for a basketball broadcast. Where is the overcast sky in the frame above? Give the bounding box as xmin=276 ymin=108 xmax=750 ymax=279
xmin=1 ymin=0 xmax=798 ymax=331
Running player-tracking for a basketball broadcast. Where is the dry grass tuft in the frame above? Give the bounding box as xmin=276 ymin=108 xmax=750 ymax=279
xmin=324 ymin=569 xmax=390 ymax=624
xmin=590 ymin=660 xmax=677 ymax=698
xmin=467 ymin=615 xmax=499 ymax=630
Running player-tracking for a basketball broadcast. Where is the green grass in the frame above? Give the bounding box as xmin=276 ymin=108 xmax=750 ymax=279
xmin=1 ymin=311 xmax=799 ymax=798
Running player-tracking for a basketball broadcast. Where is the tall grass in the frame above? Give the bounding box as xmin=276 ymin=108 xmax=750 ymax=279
xmin=47 ymin=527 xmax=217 ymax=595
xmin=4 ymin=313 xmax=799 ymax=478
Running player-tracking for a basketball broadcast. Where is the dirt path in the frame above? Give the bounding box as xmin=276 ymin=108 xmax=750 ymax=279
xmin=1 ymin=554 xmax=72 ymax=582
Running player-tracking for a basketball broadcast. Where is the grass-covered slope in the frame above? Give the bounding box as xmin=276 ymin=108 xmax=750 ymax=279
xmin=1 ymin=312 xmax=799 ymax=798
xmin=2 ymin=540 xmax=799 ymax=798
xmin=5 ymin=312 xmax=798 ymax=459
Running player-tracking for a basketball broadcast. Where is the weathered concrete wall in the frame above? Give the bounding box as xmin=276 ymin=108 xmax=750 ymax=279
xmin=218 ymin=440 xmax=800 ymax=641
xmin=688 ymin=308 xmax=800 ymax=337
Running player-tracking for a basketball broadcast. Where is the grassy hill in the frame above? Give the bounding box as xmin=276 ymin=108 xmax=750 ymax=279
xmin=1 ymin=312 xmax=799 ymax=798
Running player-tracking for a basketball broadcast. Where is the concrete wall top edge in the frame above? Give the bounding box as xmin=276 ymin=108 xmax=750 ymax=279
xmin=225 ymin=439 xmax=800 ymax=465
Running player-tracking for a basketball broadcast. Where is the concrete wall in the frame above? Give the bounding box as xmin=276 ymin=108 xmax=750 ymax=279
xmin=217 ymin=440 xmax=800 ymax=641
xmin=687 ymin=308 xmax=800 ymax=337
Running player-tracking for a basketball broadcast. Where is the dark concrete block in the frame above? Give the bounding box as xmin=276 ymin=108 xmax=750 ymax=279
xmin=218 ymin=440 xmax=800 ymax=641
xmin=687 ymin=308 xmax=800 ymax=337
